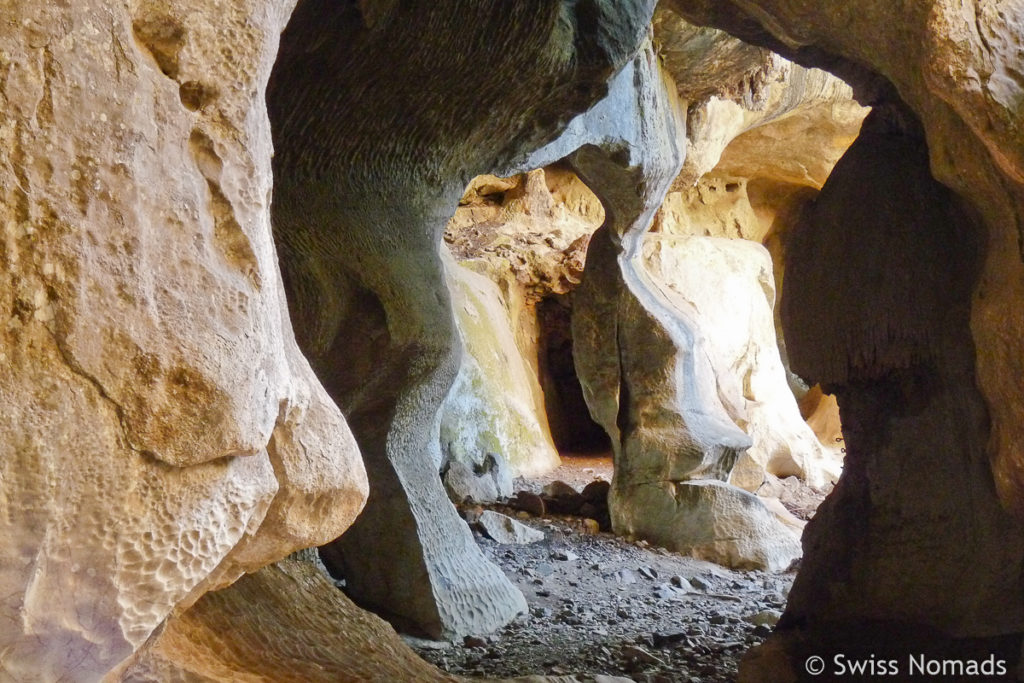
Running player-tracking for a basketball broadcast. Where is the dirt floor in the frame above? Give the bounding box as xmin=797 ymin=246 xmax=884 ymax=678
xmin=410 ymin=456 xmax=830 ymax=682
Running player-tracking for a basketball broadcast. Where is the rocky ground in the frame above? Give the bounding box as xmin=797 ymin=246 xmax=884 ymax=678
xmin=409 ymin=457 xmax=826 ymax=682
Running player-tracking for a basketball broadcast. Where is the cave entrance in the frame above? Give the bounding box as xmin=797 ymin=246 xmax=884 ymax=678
xmin=536 ymin=293 xmax=610 ymax=455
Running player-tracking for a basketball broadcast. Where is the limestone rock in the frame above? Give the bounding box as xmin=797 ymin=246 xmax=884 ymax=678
xmin=271 ymin=0 xmax=657 ymax=640
xmin=120 ymin=559 xmax=457 ymax=681
xmin=441 ymin=253 xmax=560 ymax=479
xmin=643 ymin=234 xmax=841 ymax=487
xmin=778 ymin=105 xmax=1024 ymax=642
xmin=612 ymin=480 xmax=801 ymax=571
xmin=477 ymin=511 xmax=545 ymax=546
xmin=443 ymin=460 xmax=499 ymax=505
xmin=0 ymin=1 xmax=367 ymax=677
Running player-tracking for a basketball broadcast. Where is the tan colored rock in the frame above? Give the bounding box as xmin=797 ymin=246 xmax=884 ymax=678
xmin=441 ymin=251 xmax=560 ymax=479
xmin=118 ymin=559 xmax=458 ymax=682
xmin=0 ymin=0 xmax=367 ymax=677
xmin=676 ymin=57 xmax=867 ymax=188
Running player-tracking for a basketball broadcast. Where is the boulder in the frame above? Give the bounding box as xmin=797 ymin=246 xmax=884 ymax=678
xmin=120 ymin=559 xmax=457 ymax=681
xmin=477 ymin=511 xmax=545 ymax=545
xmin=613 ymin=480 xmax=801 ymax=571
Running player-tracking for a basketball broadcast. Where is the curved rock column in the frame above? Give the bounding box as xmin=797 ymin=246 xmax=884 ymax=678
xmin=536 ymin=41 xmax=800 ymax=570
xmin=772 ymin=105 xmax=1024 ymax=666
xmin=0 ymin=0 xmax=368 ymax=678
xmin=267 ymin=0 xmax=656 ymax=638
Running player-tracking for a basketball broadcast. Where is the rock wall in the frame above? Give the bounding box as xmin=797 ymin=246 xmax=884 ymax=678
xmin=269 ymin=0 xmax=658 ymax=640
xmin=440 ymin=166 xmax=606 ymax=486
xmin=777 ymin=103 xmax=1024 ymax=665
xmin=441 ymin=251 xmax=560 ymax=489
xmin=642 ymin=234 xmax=840 ymax=488
xmin=668 ymin=0 xmax=1024 ymax=671
xmin=0 ymin=0 xmax=370 ymax=678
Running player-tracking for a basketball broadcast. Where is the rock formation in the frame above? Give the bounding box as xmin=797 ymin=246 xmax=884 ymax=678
xmin=668 ymin=0 xmax=1024 ymax=673
xmin=642 ymin=234 xmax=840 ymax=489
xmin=5 ymin=0 xmax=1024 ymax=679
xmin=0 ymin=0 xmax=367 ymax=677
xmin=268 ymin=0 xmax=658 ymax=640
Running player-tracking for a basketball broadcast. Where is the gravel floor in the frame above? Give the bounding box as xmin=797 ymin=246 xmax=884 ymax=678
xmin=411 ymin=511 xmax=796 ymax=682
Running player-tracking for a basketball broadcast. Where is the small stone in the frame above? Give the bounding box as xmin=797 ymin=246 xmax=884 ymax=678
xmin=709 ymin=615 xmax=727 ymax=625
xmin=620 ymin=644 xmax=665 ymax=666
xmin=551 ymin=549 xmax=578 ymax=562
xmin=534 ymin=562 xmax=555 ymax=576
xmin=638 ymin=566 xmax=658 ymax=580
xmin=614 ymin=569 xmax=637 ymax=584
xmin=690 ymin=576 xmax=711 ymax=590
xmin=463 ymin=635 xmax=488 ymax=648
xmin=511 ymin=490 xmax=545 ymax=516
xmin=670 ymin=575 xmax=693 ymax=591
xmin=746 ymin=609 xmax=782 ymax=627
xmin=476 ymin=510 xmax=545 ymax=545
xmin=651 ymin=631 xmax=687 ymax=648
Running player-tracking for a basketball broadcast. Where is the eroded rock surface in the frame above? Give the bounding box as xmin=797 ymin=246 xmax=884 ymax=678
xmin=642 ymin=234 xmax=839 ymax=488
xmin=269 ymin=0 xmax=658 ymax=639
xmin=769 ymin=103 xmax=1024 ymax=673
xmin=120 ymin=558 xmax=459 ymax=682
xmin=0 ymin=0 xmax=367 ymax=677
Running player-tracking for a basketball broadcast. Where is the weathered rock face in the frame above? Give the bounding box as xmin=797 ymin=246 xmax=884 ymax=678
xmin=668 ymin=0 xmax=1024 ymax=525
xmin=120 ymin=558 xmax=457 ymax=682
xmin=441 ymin=252 xmax=560 ymax=486
xmin=644 ymin=49 xmax=864 ymax=493
xmin=642 ymin=234 xmax=840 ymax=488
xmin=0 ymin=0 xmax=368 ymax=677
xmin=440 ymin=166 xmax=608 ymax=484
xmin=491 ymin=35 xmax=803 ymax=570
xmin=779 ymin=105 xmax=1024 ymax=641
xmin=268 ymin=0 xmax=657 ymax=639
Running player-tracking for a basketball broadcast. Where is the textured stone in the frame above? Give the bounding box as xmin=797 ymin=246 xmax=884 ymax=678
xmin=119 ymin=559 xmax=457 ymax=681
xmin=622 ymin=480 xmax=800 ymax=571
xmin=270 ymin=0 xmax=657 ymax=639
xmin=779 ymin=105 xmax=1024 ymax=641
xmin=0 ymin=0 xmax=367 ymax=677
xmin=444 ymin=166 xmax=605 ymax=458
xmin=441 ymin=253 xmax=560 ymax=479
xmin=477 ymin=511 xmax=545 ymax=546
xmin=642 ymin=234 xmax=841 ymax=487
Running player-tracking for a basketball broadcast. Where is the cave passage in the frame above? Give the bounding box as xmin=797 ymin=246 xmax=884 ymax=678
xmin=537 ymin=293 xmax=611 ymax=455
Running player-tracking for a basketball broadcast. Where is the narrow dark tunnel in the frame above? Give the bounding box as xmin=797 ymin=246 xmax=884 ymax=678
xmin=538 ymin=294 xmax=611 ymax=454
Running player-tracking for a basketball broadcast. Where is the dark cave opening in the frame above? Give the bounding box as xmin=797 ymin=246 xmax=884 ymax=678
xmin=536 ymin=293 xmax=611 ymax=455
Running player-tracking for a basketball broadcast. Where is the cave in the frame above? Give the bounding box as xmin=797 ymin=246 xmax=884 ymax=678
xmin=3 ymin=0 xmax=1024 ymax=681
xmin=537 ymin=293 xmax=611 ymax=454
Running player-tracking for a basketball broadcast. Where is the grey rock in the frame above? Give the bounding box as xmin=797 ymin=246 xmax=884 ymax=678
xmin=670 ymin=575 xmax=693 ymax=591
xmin=745 ymin=609 xmax=782 ymax=627
xmin=478 ymin=510 xmax=545 ymax=545
xmin=614 ymin=569 xmax=638 ymax=584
